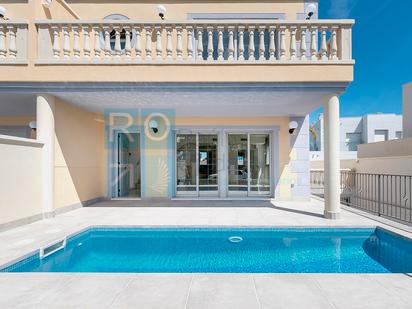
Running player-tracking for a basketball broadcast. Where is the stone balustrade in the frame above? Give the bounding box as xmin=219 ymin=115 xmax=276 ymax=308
xmin=35 ymin=20 xmax=354 ymax=64
xmin=0 ymin=20 xmax=28 ymax=64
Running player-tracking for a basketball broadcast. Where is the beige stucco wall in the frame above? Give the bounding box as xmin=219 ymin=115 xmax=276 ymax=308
xmin=310 ymin=159 xmax=356 ymax=171
xmin=0 ymin=138 xmax=43 ymax=225
xmin=356 ymin=138 xmax=412 ymax=175
xmin=54 ymin=99 xmax=106 ymax=209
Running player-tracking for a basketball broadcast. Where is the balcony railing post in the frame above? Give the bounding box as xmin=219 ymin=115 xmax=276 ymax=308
xmin=134 ymin=25 xmax=142 ymax=60
xmin=300 ymin=25 xmax=308 ymax=61
xmin=155 ymin=25 xmax=162 ymax=60
xmin=279 ymin=25 xmax=286 ymax=60
xmin=196 ymin=26 xmax=203 ymax=61
xmin=320 ymin=26 xmax=328 ymax=61
xmin=92 ymin=25 xmax=101 ymax=59
xmin=237 ymin=26 xmax=245 ymax=61
xmin=82 ymin=24 xmax=91 ymax=58
xmin=330 ymin=25 xmax=338 ymax=60
xmin=124 ymin=25 xmax=132 ymax=58
xmin=258 ymin=25 xmax=265 ymax=61
xmin=0 ymin=25 xmax=5 ymax=58
xmin=7 ymin=25 xmax=17 ymax=58
xmin=310 ymin=25 xmax=318 ymax=61
xmin=227 ymin=26 xmax=235 ymax=60
xmin=289 ymin=25 xmax=297 ymax=60
xmin=378 ymin=174 xmax=382 ymax=216
xmin=144 ymin=25 xmax=153 ymax=60
xmin=187 ymin=25 xmax=194 ymax=60
xmin=51 ymin=25 xmax=61 ymax=58
xmin=62 ymin=25 xmax=71 ymax=58
xmin=217 ymin=25 xmax=224 ymax=61
xmin=268 ymin=25 xmax=276 ymax=61
xmin=207 ymin=26 xmax=214 ymax=61
xmin=72 ymin=25 xmax=80 ymax=58
xmin=103 ymin=25 xmax=111 ymax=58
xmin=176 ymin=25 xmax=183 ymax=60
xmin=248 ymin=25 xmax=255 ymax=61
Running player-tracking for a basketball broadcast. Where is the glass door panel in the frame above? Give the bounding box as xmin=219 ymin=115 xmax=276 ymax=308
xmin=249 ymin=134 xmax=270 ymax=195
xmin=176 ymin=134 xmax=197 ymax=195
xmin=198 ymin=134 xmax=219 ymax=195
xmin=228 ymin=134 xmax=248 ymax=195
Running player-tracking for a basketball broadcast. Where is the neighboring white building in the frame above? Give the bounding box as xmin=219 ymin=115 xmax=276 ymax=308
xmin=310 ymin=113 xmax=403 ymax=168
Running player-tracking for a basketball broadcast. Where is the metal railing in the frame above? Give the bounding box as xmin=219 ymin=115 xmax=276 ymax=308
xmin=310 ymin=170 xmax=412 ymax=225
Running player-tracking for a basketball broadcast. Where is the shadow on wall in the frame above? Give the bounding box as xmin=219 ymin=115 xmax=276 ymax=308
xmin=54 ymin=98 xmax=106 ymax=210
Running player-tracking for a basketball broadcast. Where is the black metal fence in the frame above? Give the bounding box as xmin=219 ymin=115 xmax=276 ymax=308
xmin=310 ymin=170 xmax=412 ymax=225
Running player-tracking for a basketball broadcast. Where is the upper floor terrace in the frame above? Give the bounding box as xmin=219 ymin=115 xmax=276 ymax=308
xmin=0 ymin=0 xmax=354 ymax=83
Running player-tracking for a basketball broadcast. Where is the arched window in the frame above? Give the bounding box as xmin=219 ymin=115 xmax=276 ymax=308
xmin=101 ymin=14 xmax=135 ymax=53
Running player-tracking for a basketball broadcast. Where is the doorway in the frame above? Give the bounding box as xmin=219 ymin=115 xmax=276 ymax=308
xmin=116 ymin=132 xmax=141 ymax=198
xmin=176 ymin=133 xmax=219 ymax=197
xmin=227 ymin=133 xmax=271 ymax=196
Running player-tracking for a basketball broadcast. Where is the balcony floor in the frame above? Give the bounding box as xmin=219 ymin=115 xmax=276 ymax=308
xmin=0 ymin=198 xmax=411 ymax=309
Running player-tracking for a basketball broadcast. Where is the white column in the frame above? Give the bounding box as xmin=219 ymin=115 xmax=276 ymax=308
xmin=324 ymin=95 xmax=341 ymax=219
xmin=36 ymin=95 xmax=55 ymax=218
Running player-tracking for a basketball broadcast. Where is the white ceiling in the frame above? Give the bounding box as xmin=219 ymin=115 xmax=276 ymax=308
xmin=0 ymin=83 xmax=348 ymax=117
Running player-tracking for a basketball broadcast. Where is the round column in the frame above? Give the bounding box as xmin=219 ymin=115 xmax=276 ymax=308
xmin=324 ymin=95 xmax=341 ymax=219
xmin=36 ymin=94 xmax=55 ymax=218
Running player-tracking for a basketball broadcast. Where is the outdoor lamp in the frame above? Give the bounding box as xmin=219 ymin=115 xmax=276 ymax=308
xmin=0 ymin=6 xmax=7 ymax=19
xmin=149 ymin=119 xmax=159 ymax=134
xmin=306 ymin=3 xmax=316 ymax=20
xmin=157 ymin=5 xmax=167 ymax=20
xmin=289 ymin=121 xmax=298 ymax=135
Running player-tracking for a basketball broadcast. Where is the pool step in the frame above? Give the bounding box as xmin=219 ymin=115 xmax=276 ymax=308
xmin=40 ymin=237 xmax=66 ymax=259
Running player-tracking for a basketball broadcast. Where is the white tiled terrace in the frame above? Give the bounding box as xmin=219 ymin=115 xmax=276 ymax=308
xmin=0 ymin=198 xmax=412 ymax=309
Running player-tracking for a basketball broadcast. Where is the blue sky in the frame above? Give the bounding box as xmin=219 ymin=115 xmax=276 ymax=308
xmin=310 ymin=0 xmax=412 ymax=123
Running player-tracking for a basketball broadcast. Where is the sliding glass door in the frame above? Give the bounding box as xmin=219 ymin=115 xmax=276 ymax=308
xmin=228 ymin=133 xmax=271 ymax=196
xmin=176 ymin=133 xmax=218 ymax=197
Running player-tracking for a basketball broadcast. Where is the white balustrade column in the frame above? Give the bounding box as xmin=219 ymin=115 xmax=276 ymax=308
xmin=269 ymin=26 xmax=276 ymax=60
xmin=51 ymin=26 xmax=61 ymax=59
xmin=72 ymin=25 xmax=80 ymax=58
xmin=320 ymin=26 xmax=328 ymax=60
xmin=310 ymin=26 xmax=318 ymax=61
xmin=62 ymin=26 xmax=71 ymax=58
xmin=36 ymin=94 xmax=55 ymax=218
xmin=290 ymin=25 xmax=297 ymax=60
xmin=124 ymin=26 xmax=131 ymax=58
xmin=279 ymin=26 xmax=286 ymax=60
xmin=0 ymin=26 xmax=6 ymax=58
xmin=165 ymin=26 xmax=173 ymax=60
xmin=134 ymin=26 xmax=142 ymax=60
xmin=176 ymin=26 xmax=183 ymax=60
xmin=324 ymin=95 xmax=341 ymax=220
xmin=145 ymin=26 xmax=153 ymax=60
xmin=7 ymin=26 xmax=17 ymax=58
xmin=82 ymin=25 xmax=91 ymax=58
xmin=187 ymin=26 xmax=194 ymax=60
xmin=238 ymin=26 xmax=245 ymax=61
xmin=114 ymin=26 xmax=122 ymax=58
xmin=248 ymin=26 xmax=255 ymax=61
xmin=196 ymin=26 xmax=203 ymax=60
xmin=258 ymin=26 xmax=265 ymax=61
xmin=207 ymin=26 xmax=214 ymax=61
xmin=217 ymin=26 xmax=224 ymax=61
xmin=330 ymin=26 xmax=338 ymax=60
xmin=92 ymin=25 xmax=101 ymax=59
xmin=227 ymin=26 xmax=235 ymax=60
xmin=155 ymin=26 xmax=162 ymax=60
xmin=103 ymin=26 xmax=111 ymax=58
xmin=300 ymin=25 xmax=307 ymax=61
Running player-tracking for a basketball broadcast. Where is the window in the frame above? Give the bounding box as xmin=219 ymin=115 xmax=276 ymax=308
xmin=395 ymin=131 xmax=403 ymax=139
xmin=345 ymin=133 xmax=361 ymax=151
xmin=101 ymin=14 xmax=134 ymax=52
xmin=374 ymin=130 xmax=388 ymax=142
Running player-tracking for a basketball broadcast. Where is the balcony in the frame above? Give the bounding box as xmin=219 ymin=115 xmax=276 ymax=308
xmin=0 ymin=19 xmax=354 ymax=83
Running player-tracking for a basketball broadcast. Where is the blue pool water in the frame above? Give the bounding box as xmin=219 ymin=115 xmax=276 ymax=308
xmin=2 ymin=228 xmax=412 ymax=273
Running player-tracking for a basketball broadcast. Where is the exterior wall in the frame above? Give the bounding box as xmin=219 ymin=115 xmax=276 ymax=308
xmin=362 ymin=114 xmax=403 ymax=143
xmin=0 ymin=0 xmax=354 ymax=84
xmin=403 ymin=82 xmax=412 ymax=138
xmin=339 ymin=116 xmax=362 ymax=151
xmin=54 ymin=99 xmax=106 ymax=209
xmin=136 ymin=115 xmax=308 ymax=200
xmin=0 ymin=136 xmax=43 ymax=226
xmin=356 ymin=137 xmax=412 ymax=175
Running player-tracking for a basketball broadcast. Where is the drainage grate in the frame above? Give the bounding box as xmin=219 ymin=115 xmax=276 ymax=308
xmin=40 ymin=238 xmax=66 ymax=259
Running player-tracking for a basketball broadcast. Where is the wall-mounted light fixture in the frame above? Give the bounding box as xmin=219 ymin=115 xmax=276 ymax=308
xmin=29 ymin=121 xmax=37 ymax=131
xmin=0 ymin=6 xmax=7 ymax=19
xmin=149 ymin=119 xmax=158 ymax=134
xmin=157 ymin=5 xmax=166 ymax=20
xmin=289 ymin=121 xmax=298 ymax=135
xmin=42 ymin=0 xmax=53 ymax=8
xmin=306 ymin=3 xmax=317 ymax=20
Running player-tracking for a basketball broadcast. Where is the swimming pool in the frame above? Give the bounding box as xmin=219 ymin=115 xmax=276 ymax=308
xmin=2 ymin=227 xmax=412 ymax=273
